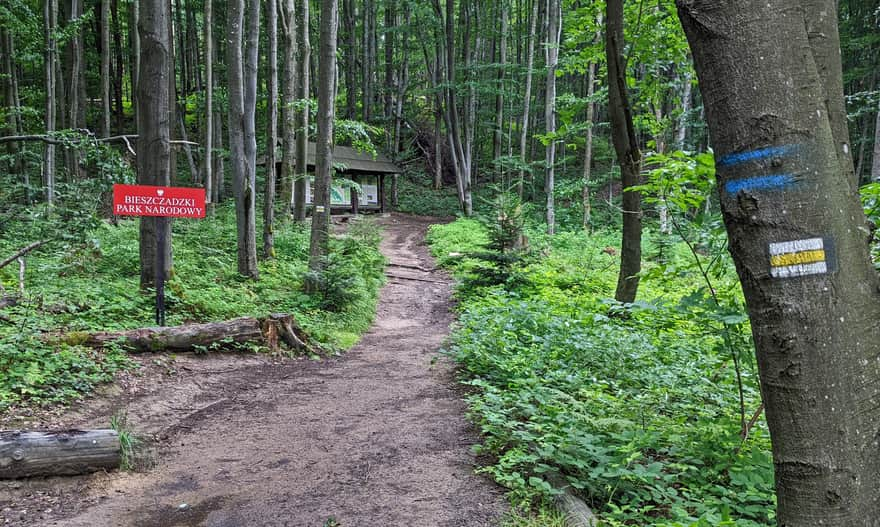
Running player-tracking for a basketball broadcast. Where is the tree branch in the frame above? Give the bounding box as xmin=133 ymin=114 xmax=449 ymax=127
xmin=0 ymin=241 xmax=48 ymax=271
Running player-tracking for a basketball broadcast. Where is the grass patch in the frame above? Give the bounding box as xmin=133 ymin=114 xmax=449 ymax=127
xmin=0 ymin=204 xmax=385 ymax=411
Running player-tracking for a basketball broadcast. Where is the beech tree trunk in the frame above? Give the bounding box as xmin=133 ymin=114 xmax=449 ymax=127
xmin=677 ymin=1 xmax=880 ymax=524
xmin=606 ymin=0 xmax=641 ymax=304
xmin=307 ymin=0 xmax=338 ymax=275
xmin=44 ymin=0 xmax=58 ymax=205
xmin=517 ymin=0 xmax=539 ymax=198
xmin=280 ymin=0 xmax=298 ymax=213
xmin=292 ymin=0 xmax=310 ymax=222
xmin=204 ymin=0 xmax=213 ymax=208
xmin=137 ymin=0 xmax=173 ymax=288
xmin=544 ymin=0 xmax=560 ymax=235
xmin=872 ymin=103 xmax=880 ymax=181
xmin=227 ymin=0 xmax=259 ymax=278
xmin=101 ymin=0 xmax=111 ymax=137
xmin=263 ymin=0 xmax=279 ymax=258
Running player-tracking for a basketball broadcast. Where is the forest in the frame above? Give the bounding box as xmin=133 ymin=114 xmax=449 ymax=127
xmin=1 ymin=0 xmax=880 ymax=525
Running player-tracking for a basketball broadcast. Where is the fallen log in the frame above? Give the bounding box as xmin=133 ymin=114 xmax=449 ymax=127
xmin=0 ymin=430 xmax=120 ymax=479
xmin=81 ymin=314 xmax=324 ymax=355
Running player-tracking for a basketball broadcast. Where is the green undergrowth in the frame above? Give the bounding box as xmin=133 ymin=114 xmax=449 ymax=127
xmin=429 ymin=218 xmax=775 ymax=527
xmin=0 ymin=204 xmax=385 ymax=411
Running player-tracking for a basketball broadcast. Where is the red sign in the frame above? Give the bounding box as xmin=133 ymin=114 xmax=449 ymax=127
xmin=113 ymin=184 xmax=206 ymax=218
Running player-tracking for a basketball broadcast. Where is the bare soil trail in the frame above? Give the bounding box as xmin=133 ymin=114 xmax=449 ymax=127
xmin=0 ymin=214 xmax=506 ymax=527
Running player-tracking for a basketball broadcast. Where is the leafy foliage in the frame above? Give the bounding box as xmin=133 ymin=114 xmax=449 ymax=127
xmin=0 ymin=203 xmax=386 ymax=409
xmin=430 ymin=219 xmax=773 ymax=526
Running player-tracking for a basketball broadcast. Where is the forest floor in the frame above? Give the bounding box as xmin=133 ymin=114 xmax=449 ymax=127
xmin=0 ymin=213 xmax=506 ymax=527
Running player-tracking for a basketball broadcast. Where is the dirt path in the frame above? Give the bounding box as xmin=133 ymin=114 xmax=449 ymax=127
xmin=0 ymin=214 xmax=506 ymax=527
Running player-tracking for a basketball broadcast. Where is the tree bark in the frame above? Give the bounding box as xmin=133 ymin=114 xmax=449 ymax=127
xmin=227 ymin=0 xmax=259 ymax=278
xmin=606 ymin=0 xmax=641 ymax=303
xmin=518 ymin=0 xmax=539 ymax=198
xmin=0 ymin=430 xmax=120 ymax=480
xmin=44 ymin=0 xmax=58 ymax=205
xmin=544 ymin=0 xmax=560 ymax=235
xmin=307 ymin=0 xmax=338 ymax=278
xmin=137 ymin=0 xmax=173 ymax=288
xmin=677 ymin=1 xmax=880 ymax=523
xmin=493 ymin=0 xmax=508 ymax=170
xmin=280 ymin=0 xmax=298 ymax=213
xmin=292 ymin=0 xmax=310 ymax=222
xmin=582 ymin=58 xmax=597 ymax=231
xmin=81 ymin=314 xmax=321 ymax=355
xmin=204 ymin=0 xmax=213 ymax=207
xmin=101 ymin=0 xmax=111 ymax=137
xmin=872 ymin=102 xmax=880 ymax=181
xmin=263 ymin=0 xmax=279 ymax=258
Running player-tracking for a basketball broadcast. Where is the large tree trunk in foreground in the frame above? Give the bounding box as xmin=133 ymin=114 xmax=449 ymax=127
xmin=137 ymin=0 xmax=173 ymax=288
xmin=307 ymin=0 xmax=339 ymax=276
xmin=0 ymin=430 xmax=120 ymax=479
xmin=82 ymin=314 xmax=321 ymax=355
xmin=677 ymin=1 xmax=880 ymax=524
xmin=606 ymin=0 xmax=642 ymax=303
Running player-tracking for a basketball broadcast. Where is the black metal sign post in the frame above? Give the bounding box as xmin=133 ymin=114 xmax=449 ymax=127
xmin=155 ymin=216 xmax=167 ymax=326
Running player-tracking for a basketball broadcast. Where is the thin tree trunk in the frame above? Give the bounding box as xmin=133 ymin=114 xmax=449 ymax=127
xmin=361 ymin=0 xmax=373 ymax=122
xmin=204 ymin=0 xmax=214 ymax=208
xmin=342 ymin=0 xmax=356 ymax=119
xmin=137 ymin=0 xmax=173 ymax=288
xmin=873 ymin=103 xmax=880 ymax=181
xmin=292 ymin=0 xmax=310 ymax=222
xmin=678 ymin=0 xmax=880 ymax=522
xmin=675 ymin=67 xmax=692 ymax=150
xmin=582 ymin=59 xmax=596 ymax=231
xmin=44 ymin=0 xmax=58 ymax=205
xmin=280 ymin=0 xmax=298 ymax=213
xmin=101 ymin=0 xmax=111 ymax=137
xmin=544 ymin=0 xmax=560 ymax=235
xmin=111 ymin=0 xmax=124 ymax=133
xmin=307 ymin=0 xmax=339 ymax=276
xmin=518 ymin=0 xmax=539 ymax=198
xmin=607 ymin=0 xmax=642 ymax=303
xmin=131 ymin=0 xmax=140 ymax=125
xmin=493 ymin=0 xmax=508 ymax=170
xmin=263 ymin=0 xmax=279 ymax=258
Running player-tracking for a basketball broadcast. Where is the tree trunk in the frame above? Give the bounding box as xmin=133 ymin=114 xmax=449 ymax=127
xmin=544 ymin=0 xmax=560 ymax=235
xmin=292 ymin=0 xmax=310 ymax=222
xmin=0 ymin=430 xmax=120 ymax=480
xmin=307 ymin=0 xmax=339 ymax=276
xmin=675 ymin=67 xmax=692 ymax=150
xmin=361 ymin=0 xmax=374 ymax=122
xmin=493 ymin=0 xmax=508 ymax=170
xmin=872 ymin=102 xmax=880 ymax=181
xmin=137 ymin=0 xmax=173 ymax=288
xmin=101 ymin=0 xmax=111 ymax=137
xmin=82 ymin=314 xmax=321 ymax=355
xmin=227 ymin=0 xmax=260 ymax=278
xmin=342 ymin=0 xmax=356 ymax=119
xmin=204 ymin=0 xmax=213 ymax=207
xmin=517 ymin=0 xmax=539 ymax=198
xmin=677 ymin=1 xmax=880 ymax=523
xmin=111 ymin=0 xmax=124 ymax=133
xmin=263 ymin=0 xmax=279 ymax=258
xmin=606 ymin=0 xmax=641 ymax=303
xmin=280 ymin=0 xmax=298 ymax=213
xmin=131 ymin=0 xmax=140 ymax=125
xmin=582 ymin=59 xmax=596 ymax=231
xmin=44 ymin=0 xmax=58 ymax=205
